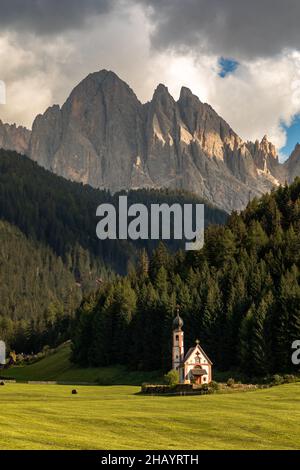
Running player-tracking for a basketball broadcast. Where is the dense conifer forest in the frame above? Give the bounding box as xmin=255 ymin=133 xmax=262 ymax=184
xmin=0 ymin=149 xmax=226 ymax=352
xmin=71 ymin=179 xmax=300 ymax=377
xmin=2 ymin=149 xmax=299 ymax=376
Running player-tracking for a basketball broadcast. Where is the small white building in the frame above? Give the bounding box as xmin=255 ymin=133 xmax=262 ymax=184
xmin=172 ymin=310 xmax=212 ymax=384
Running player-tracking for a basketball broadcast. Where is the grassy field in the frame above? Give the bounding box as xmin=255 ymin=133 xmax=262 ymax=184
xmin=0 ymin=382 xmax=300 ymax=450
xmin=1 ymin=344 xmax=300 ymax=450
xmin=0 ymin=343 xmax=161 ymax=385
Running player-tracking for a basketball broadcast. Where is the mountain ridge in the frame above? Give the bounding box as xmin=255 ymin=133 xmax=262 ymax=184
xmin=1 ymin=69 xmax=299 ymax=212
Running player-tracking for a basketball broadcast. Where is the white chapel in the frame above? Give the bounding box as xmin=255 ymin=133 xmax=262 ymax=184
xmin=172 ymin=309 xmax=212 ymax=384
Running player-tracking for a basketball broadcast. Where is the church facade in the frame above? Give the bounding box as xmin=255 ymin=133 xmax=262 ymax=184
xmin=172 ymin=310 xmax=212 ymax=384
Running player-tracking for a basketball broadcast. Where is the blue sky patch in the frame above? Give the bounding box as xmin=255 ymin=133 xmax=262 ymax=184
xmin=280 ymin=114 xmax=300 ymax=160
xmin=218 ymin=57 xmax=239 ymax=78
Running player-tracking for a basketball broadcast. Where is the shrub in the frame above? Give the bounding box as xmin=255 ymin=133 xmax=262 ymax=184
xmin=209 ymin=380 xmax=220 ymax=391
xmin=194 ymin=383 xmax=214 ymax=395
xmin=227 ymin=378 xmax=235 ymax=387
xmin=9 ymin=351 xmax=17 ymax=364
xmin=164 ymin=369 xmax=179 ymax=386
xmin=272 ymin=374 xmax=284 ymax=386
xmin=283 ymin=374 xmax=296 ymax=384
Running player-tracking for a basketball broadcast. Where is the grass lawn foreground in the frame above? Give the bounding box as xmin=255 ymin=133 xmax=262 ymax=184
xmin=0 ymin=382 xmax=300 ymax=450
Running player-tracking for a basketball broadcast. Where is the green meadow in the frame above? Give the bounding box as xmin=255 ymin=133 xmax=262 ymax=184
xmin=0 ymin=343 xmax=161 ymax=385
xmin=0 ymin=382 xmax=300 ymax=450
xmin=1 ymin=344 xmax=300 ymax=450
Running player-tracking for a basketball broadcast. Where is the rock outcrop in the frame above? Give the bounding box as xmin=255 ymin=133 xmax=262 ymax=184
xmin=0 ymin=120 xmax=31 ymax=155
xmin=284 ymin=144 xmax=300 ymax=183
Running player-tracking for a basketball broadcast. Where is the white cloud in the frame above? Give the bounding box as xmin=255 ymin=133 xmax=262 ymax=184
xmin=0 ymin=33 xmax=72 ymax=127
xmin=206 ymin=53 xmax=300 ymax=154
xmin=138 ymin=51 xmax=300 ymax=160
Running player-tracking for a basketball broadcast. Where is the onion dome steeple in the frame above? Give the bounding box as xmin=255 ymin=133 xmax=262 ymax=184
xmin=173 ymin=305 xmax=184 ymax=331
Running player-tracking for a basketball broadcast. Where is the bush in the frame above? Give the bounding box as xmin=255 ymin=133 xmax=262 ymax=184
xmin=272 ymin=374 xmax=284 ymax=386
xmin=209 ymin=380 xmax=220 ymax=391
xmin=283 ymin=374 xmax=297 ymax=384
xmin=164 ymin=369 xmax=179 ymax=386
xmin=227 ymin=378 xmax=235 ymax=387
xmin=193 ymin=383 xmax=214 ymax=395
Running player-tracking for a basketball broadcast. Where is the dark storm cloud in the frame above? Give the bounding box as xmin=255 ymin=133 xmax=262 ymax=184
xmin=3 ymin=0 xmax=300 ymax=59
xmin=137 ymin=0 xmax=300 ymax=59
xmin=0 ymin=0 xmax=113 ymax=34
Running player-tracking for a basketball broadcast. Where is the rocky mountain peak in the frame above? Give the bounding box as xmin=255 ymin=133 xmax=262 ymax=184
xmin=285 ymin=143 xmax=300 ymax=183
xmin=246 ymin=135 xmax=279 ymax=176
xmin=0 ymin=120 xmax=31 ymax=154
xmin=289 ymin=142 xmax=300 ymax=158
xmin=177 ymin=86 xmax=202 ymax=134
xmin=147 ymin=83 xmax=178 ymax=138
xmin=153 ymin=83 xmax=170 ymax=96
xmin=1 ymin=70 xmax=300 ymax=212
xmin=30 ymin=69 xmax=145 ymax=191
xmin=260 ymin=135 xmax=277 ymax=159
xmin=151 ymin=84 xmax=175 ymax=111
xmin=66 ymin=69 xmax=140 ymax=110
xmin=179 ymin=86 xmax=195 ymax=101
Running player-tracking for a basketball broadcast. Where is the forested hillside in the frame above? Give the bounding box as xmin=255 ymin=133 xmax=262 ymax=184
xmin=0 ymin=150 xmax=227 ymax=272
xmin=0 ymin=220 xmax=83 ymax=352
xmin=72 ymin=179 xmax=300 ymax=377
xmin=0 ymin=149 xmax=226 ymax=352
xmin=0 ymin=220 xmax=82 ymax=320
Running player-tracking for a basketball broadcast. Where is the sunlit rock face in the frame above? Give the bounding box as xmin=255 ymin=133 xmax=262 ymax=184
xmin=29 ymin=71 xmax=145 ymax=191
xmin=0 ymin=120 xmax=31 ymax=155
xmin=284 ymin=143 xmax=300 ymax=184
xmin=2 ymin=70 xmax=299 ymax=212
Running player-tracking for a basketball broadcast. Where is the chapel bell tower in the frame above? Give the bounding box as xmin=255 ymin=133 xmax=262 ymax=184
xmin=172 ymin=306 xmax=184 ymax=382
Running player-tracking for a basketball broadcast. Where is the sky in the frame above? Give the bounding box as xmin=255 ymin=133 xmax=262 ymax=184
xmin=0 ymin=0 xmax=300 ymax=161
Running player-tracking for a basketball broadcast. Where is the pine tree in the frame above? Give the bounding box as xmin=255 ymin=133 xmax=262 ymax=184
xmin=251 ymin=293 xmax=273 ymax=376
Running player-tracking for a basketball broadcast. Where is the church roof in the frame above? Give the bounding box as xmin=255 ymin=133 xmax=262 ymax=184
xmin=183 ymin=343 xmax=213 ymax=365
xmin=191 ymin=367 xmax=207 ymax=376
